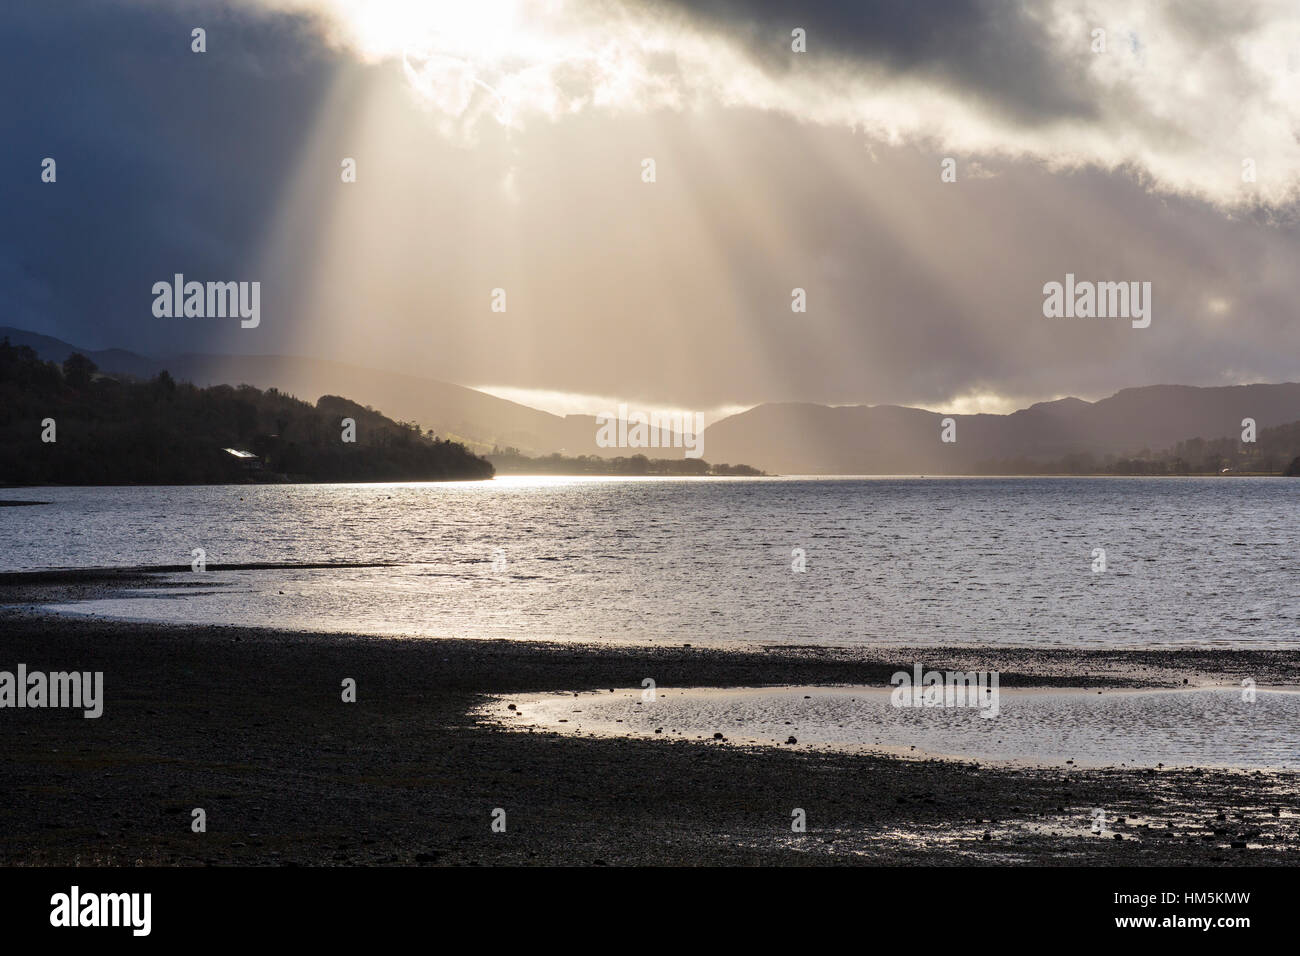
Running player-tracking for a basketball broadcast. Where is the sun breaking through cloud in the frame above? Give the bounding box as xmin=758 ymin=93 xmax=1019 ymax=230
xmin=248 ymin=0 xmax=1300 ymax=210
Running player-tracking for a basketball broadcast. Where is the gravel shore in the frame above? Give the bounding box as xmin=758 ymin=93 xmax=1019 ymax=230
xmin=1 ymin=597 xmax=1297 ymax=866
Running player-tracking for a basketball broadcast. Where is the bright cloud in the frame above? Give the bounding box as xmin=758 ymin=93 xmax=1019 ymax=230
xmin=240 ymin=0 xmax=1300 ymax=210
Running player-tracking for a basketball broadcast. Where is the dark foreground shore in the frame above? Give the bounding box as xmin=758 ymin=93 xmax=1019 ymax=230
xmin=1 ymin=606 xmax=1298 ymax=866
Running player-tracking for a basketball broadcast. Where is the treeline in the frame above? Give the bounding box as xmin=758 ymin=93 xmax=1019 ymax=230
xmin=973 ymin=420 xmax=1300 ymax=476
xmin=488 ymin=448 xmax=765 ymax=476
xmin=0 ymin=339 xmax=494 ymax=485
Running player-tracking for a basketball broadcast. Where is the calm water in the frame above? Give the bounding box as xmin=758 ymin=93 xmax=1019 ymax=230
xmin=1 ymin=476 xmax=1297 ymax=649
xmin=491 ymin=686 xmax=1300 ymax=769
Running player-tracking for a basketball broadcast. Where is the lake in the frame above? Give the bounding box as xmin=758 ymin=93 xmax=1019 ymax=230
xmin=2 ymin=476 xmax=1297 ymax=649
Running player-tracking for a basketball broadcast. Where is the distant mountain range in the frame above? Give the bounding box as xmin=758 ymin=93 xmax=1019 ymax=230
xmin=6 ymin=326 xmax=1299 ymax=474
xmin=702 ymin=387 xmax=1300 ymax=474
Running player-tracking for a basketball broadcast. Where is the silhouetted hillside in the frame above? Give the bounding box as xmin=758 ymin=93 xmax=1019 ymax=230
xmin=0 ymin=340 xmax=493 ymax=485
xmin=0 ymin=327 xmax=703 ymax=459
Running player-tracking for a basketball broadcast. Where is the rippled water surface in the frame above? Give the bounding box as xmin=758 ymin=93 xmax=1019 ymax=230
xmin=2 ymin=476 xmax=1297 ymax=648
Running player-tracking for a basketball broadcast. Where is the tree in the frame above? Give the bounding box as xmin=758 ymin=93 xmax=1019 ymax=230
xmin=62 ymin=352 xmax=98 ymax=390
xmin=151 ymin=369 xmax=177 ymax=400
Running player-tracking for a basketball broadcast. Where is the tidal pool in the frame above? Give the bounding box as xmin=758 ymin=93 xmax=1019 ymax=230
xmin=486 ymin=685 xmax=1300 ymax=769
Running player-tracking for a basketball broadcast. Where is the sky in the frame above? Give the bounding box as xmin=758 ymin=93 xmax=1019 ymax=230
xmin=4 ymin=0 xmax=1300 ymax=420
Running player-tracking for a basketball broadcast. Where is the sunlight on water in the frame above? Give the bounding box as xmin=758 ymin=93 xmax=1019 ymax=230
xmin=3 ymin=477 xmax=1298 ymax=649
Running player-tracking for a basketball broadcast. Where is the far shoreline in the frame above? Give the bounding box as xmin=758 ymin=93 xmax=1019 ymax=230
xmin=4 ymin=472 xmax=1299 ymax=491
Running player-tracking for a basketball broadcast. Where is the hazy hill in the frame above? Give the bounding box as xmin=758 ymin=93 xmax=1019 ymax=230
xmin=702 ymin=385 xmax=1300 ymax=474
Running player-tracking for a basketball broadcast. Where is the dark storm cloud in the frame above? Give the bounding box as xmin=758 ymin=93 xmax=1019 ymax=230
xmin=657 ymin=0 xmax=1098 ymax=124
xmin=0 ymin=0 xmax=342 ymax=352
